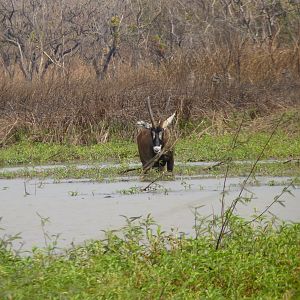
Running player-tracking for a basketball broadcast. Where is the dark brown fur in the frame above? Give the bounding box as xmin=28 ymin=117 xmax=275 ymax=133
xmin=137 ymin=127 xmax=174 ymax=172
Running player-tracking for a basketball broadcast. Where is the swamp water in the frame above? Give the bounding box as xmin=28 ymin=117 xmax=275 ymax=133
xmin=0 ymin=165 xmax=299 ymax=251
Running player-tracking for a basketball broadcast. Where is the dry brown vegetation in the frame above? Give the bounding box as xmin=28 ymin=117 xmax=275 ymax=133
xmin=1 ymin=49 xmax=299 ymax=145
xmin=0 ymin=0 xmax=300 ymax=145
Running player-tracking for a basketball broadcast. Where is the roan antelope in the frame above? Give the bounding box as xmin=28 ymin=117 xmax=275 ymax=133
xmin=137 ymin=98 xmax=176 ymax=172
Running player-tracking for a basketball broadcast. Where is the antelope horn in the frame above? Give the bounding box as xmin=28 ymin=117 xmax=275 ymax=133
xmin=146 ymin=96 xmax=156 ymax=127
xmin=161 ymin=112 xmax=176 ymax=128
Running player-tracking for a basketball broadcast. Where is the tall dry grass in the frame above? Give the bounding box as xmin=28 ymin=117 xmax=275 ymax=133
xmin=0 ymin=46 xmax=299 ymax=145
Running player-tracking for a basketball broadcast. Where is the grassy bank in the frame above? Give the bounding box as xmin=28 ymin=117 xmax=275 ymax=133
xmin=0 ymin=217 xmax=299 ymax=299
xmin=1 ymin=131 xmax=299 ymax=168
xmin=1 ymin=160 xmax=300 ymax=181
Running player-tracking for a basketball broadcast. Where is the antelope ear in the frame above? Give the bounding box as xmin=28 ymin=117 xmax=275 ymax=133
xmin=161 ymin=112 xmax=176 ymax=129
xmin=136 ymin=120 xmax=151 ymax=129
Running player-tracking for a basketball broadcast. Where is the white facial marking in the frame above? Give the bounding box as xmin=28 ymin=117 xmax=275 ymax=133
xmin=153 ymin=146 xmax=162 ymax=153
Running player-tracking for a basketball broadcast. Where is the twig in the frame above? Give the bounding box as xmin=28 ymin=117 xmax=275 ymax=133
xmin=220 ymin=113 xmax=245 ymax=225
xmin=215 ymin=113 xmax=285 ymax=250
xmin=223 ymin=180 xmax=295 ymax=236
xmin=0 ymin=119 xmax=18 ymax=145
xmin=141 ymin=171 xmax=166 ymax=191
xmin=203 ymin=161 xmax=224 ymax=171
xmin=242 ymin=181 xmax=294 ymax=226
xmin=119 ymin=167 xmax=141 ymax=174
xmin=283 ymin=158 xmax=300 ymax=164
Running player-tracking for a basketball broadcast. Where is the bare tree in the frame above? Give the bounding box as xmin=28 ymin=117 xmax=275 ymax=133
xmin=0 ymin=0 xmax=299 ymax=80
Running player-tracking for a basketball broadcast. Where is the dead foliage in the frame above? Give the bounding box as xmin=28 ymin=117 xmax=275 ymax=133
xmin=0 ymin=48 xmax=299 ymax=146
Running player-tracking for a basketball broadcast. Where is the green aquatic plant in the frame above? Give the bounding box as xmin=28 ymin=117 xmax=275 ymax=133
xmin=0 ymin=215 xmax=299 ymax=299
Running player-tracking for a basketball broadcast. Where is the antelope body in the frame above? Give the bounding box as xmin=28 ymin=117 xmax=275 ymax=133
xmin=137 ymin=98 xmax=175 ymax=172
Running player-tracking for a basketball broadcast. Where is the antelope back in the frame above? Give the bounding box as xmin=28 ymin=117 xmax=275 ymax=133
xmin=137 ymin=128 xmax=155 ymax=166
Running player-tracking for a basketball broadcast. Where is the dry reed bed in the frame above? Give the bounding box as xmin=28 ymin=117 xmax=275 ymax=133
xmin=0 ymin=48 xmax=299 ymax=145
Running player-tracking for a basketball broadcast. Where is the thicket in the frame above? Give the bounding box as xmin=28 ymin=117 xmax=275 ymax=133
xmin=0 ymin=0 xmax=300 ymax=145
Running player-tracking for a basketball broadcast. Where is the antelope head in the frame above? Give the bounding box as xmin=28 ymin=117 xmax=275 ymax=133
xmin=138 ymin=97 xmax=175 ymax=154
